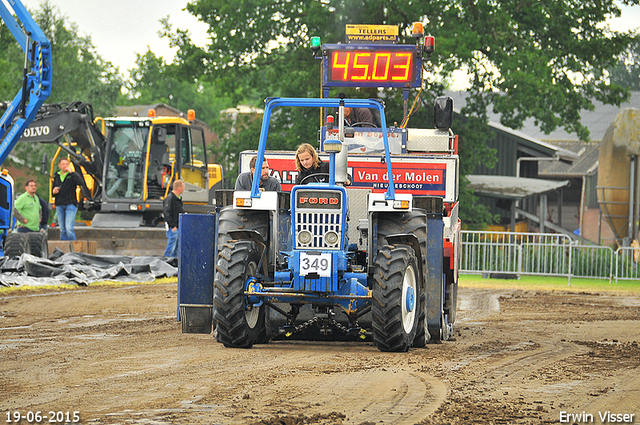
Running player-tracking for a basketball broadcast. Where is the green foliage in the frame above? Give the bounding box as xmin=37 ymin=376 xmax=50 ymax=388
xmin=433 ymin=0 xmax=637 ymax=142
xmin=1 ymin=1 xmax=123 ymax=179
xmin=609 ymin=33 xmax=640 ymax=90
xmin=175 ymin=0 xmax=637 ymax=140
xmin=0 ymin=1 xmax=122 ymax=114
xmin=0 ymin=23 xmax=22 ymax=98
xmin=123 ymin=49 xmax=232 ymax=125
xmin=32 ymin=1 xmax=123 ymax=115
xmin=214 ymin=113 xmax=263 ymax=184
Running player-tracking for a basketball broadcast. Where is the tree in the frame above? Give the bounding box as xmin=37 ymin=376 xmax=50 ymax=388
xmin=32 ymin=1 xmax=122 ymax=116
xmin=122 ymin=48 xmax=236 ymax=170
xmin=167 ymin=0 xmax=639 ymax=226
xmin=123 ymin=49 xmax=232 ymax=126
xmin=609 ymin=33 xmax=640 ymax=90
xmin=0 ymin=1 xmax=123 ymax=182
xmin=0 ymin=23 xmax=22 ymax=99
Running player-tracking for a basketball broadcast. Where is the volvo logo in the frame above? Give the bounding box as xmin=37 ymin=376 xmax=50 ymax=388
xmin=22 ymin=125 xmax=51 ymax=138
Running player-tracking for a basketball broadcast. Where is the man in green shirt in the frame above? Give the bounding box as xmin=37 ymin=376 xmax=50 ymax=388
xmin=14 ymin=180 xmax=42 ymax=233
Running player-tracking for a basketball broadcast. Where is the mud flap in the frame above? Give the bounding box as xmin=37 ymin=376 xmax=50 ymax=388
xmin=177 ymin=213 xmax=216 ymax=333
xmin=425 ymin=211 xmax=444 ymax=341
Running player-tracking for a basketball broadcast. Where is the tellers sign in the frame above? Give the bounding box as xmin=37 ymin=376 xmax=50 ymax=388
xmin=323 ymin=45 xmax=421 ymax=88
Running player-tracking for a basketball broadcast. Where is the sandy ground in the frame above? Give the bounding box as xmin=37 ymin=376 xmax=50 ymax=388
xmin=1 ymin=283 xmax=639 ymax=425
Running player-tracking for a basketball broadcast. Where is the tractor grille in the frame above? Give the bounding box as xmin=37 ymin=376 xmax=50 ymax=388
xmin=295 ymin=212 xmax=342 ymax=249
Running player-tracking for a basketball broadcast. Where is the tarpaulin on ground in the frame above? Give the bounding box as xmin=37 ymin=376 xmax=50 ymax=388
xmin=0 ymin=249 xmax=178 ymax=287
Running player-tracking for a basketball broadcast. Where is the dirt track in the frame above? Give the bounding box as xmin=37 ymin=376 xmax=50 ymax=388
xmin=1 ymin=283 xmax=639 ymax=425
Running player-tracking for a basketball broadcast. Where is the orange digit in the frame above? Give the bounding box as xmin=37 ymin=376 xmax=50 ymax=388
xmin=392 ymin=52 xmax=412 ymax=81
xmin=332 ymin=52 xmax=350 ymax=81
xmin=372 ymin=53 xmax=391 ymax=81
xmin=352 ymin=53 xmax=371 ymax=80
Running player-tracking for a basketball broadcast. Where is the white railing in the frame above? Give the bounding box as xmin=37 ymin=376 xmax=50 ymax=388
xmin=461 ymin=231 xmax=634 ymax=283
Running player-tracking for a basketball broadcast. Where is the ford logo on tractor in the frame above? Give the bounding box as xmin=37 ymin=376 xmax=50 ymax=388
xmin=295 ymin=190 xmax=342 ymax=209
xmin=299 ymin=196 xmax=339 ymax=205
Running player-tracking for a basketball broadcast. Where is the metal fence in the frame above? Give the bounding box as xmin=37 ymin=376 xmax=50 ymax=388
xmin=615 ymin=247 xmax=640 ymax=282
xmin=461 ymin=231 xmax=638 ymax=283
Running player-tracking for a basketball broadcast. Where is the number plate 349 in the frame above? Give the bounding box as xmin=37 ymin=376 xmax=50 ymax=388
xmin=299 ymin=252 xmax=332 ymax=277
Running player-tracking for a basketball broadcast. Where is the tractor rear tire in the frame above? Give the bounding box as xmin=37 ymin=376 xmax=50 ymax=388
xmin=377 ymin=212 xmax=428 ymax=347
xmin=27 ymin=232 xmax=48 ymax=258
xmin=4 ymin=233 xmax=30 ymax=258
xmin=372 ymin=244 xmax=420 ymax=352
xmin=214 ymin=240 xmax=265 ymax=348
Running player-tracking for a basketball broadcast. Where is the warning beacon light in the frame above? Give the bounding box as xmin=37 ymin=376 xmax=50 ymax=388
xmin=412 ymin=22 xmax=424 ymax=38
xmin=324 ymin=139 xmax=342 ymax=153
xmin=424 ymin=36 xmax=435 ymax=55
xmin=310 ymin=36 xmax=321 ymax=55
xmin=326 ymin=114 xmax=334 ymax=130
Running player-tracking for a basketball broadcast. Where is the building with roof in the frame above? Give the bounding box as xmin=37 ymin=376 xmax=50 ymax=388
xmin=448 ymin=91 xmax=640 ymax=245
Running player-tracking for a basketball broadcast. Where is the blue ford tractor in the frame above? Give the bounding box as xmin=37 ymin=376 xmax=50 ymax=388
xmin=178 ymin=96 xmax=458 ymax=352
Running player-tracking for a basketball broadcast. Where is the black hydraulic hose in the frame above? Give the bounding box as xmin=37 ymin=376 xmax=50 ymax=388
xmin=20 ymin=33 xmax=32 ymax=118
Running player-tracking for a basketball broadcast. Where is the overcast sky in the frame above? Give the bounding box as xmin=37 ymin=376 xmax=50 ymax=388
xmin=10 ymin=0 xmax=640 ymax=75
xmin=17 ymin=0 xmax=210 ymax=74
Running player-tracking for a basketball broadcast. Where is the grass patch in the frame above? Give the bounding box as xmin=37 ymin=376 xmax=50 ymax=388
xmin=0 ymin=283 xmax=78 ymax=295
xmin=89 ymin=277 xmax=178 ymax=287
xmin=460 ymin=273 xmax=640 ymax=294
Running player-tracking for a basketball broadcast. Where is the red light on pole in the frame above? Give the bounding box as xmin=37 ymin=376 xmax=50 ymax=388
xmin=326 ymin=114 xmax=334 ymax=130
xmin=424 ymin=36 xmax=435 ymax=55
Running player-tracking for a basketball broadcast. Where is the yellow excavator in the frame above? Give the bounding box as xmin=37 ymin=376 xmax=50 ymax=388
xmin=18 ymin=101 xmax=223 ymax=228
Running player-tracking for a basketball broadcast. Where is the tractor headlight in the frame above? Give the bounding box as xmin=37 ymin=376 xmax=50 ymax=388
xmin=324 ymin=231 xmax=339 ymax=246
xmin=298 ymin=230 xmax=313 ymax=246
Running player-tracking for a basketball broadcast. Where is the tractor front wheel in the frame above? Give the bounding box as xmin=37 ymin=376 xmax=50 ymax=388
xmin=372 ymin=244 xmax=420 ymax=352
xmin=213 ymin=240 xmax=265 ymax=348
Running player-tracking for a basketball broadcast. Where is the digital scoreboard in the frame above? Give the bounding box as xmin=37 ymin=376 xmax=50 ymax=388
xmin=322 ymin=44 xmax=422 ymax=88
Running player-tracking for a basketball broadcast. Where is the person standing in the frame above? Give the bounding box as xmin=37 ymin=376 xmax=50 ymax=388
xmin=163 ymin=179 xmax=185 ymax=257
xmin=235 ymin=155 xmax=281 ymax=191
xmin=52 ymin=158 xmax=87 ymax=241
xmin=14 ymin=180 xmax=42 ymax=233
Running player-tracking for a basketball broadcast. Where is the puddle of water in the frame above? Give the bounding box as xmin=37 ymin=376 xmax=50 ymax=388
xmin=458 ymin=293 xmax=500 ymax=313
xmin=96 ymin=398 xmax=221 ymax=424
xmin=70 ymin=333 xmax=121 ymax=341
xmin=67 ymin=316 xmax=153 ymax=329
xmin=520 ymin=380 xmax=584 ymax=394
xmin=0 ymin=324 xmax=32 ymax=331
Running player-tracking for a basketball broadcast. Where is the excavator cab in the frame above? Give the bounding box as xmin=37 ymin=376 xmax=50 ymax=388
xmin=104 ymin=122 xmax=148 ymax=200
xmin=99 ymin=115 xmax=213 ymax=224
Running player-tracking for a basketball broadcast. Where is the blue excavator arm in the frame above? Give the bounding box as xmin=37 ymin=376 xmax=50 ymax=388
xmin=0 ymin=0 xmax=53 ymax=165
